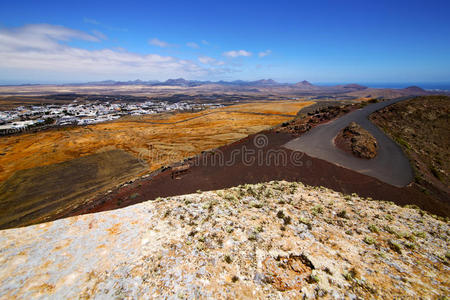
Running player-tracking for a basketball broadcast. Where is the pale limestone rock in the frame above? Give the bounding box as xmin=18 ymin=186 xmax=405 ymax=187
xmin=0 ymin=181 xmax=448 ymax=299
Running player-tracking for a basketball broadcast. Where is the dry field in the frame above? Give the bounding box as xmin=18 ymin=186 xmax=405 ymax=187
xmin=0 ymin=149 xmax=145 ymax=228
xmin=0 ymin=101 xmax=312 ymax=183
xmin=0 ymin=84 xmax=188 ymax=96
xmin=220 ymin=101 xmax=314 ymax=114
xmin=0 ymin=101 xmax=313 ymax=227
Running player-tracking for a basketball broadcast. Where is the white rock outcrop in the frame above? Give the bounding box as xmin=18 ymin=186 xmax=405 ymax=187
xmin=0 ymin=181 xmax=448 ymax=299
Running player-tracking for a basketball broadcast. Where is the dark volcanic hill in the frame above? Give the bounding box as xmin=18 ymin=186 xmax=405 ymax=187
xmin=293 ymin=80 xmax=316 ymax=90
xmin=403 ymin=86 xmax=427 ymax=94
xmin=336 ymin=84 xmax=367 ymax=90
xmin=294 ymin=80 xmax=313 ymax=87
xmin=370 ymin=95 xmax=450 ymax=204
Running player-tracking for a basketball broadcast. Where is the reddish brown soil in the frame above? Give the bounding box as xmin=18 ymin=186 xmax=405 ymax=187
xmin=66 ymin=130 xmax=450 ymax=218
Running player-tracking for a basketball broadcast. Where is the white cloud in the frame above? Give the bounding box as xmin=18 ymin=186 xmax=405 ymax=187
xmin=92 ymin=30 xmax=107 ymax=40
xmin=186 ymin=42 xmax=199 ymax=49
xmin=0 ymin=24 xmax=99 ymax=52
xmin=149 ymin=38 xmax=171 ymax=47
xmin=198 ymin=56 xmax=225 ymax=66
xmin=198 ymin=56 xmax=214 ymax=64
xmin=223 ymin=50 xmax=252 ymax=58
xmin=201 ymin=40 xmax=209 ymax=45
xmin=0 ymin=24 xmax=224 ymax=82
xmin=258 ymin=49 xmax=272 ymax=57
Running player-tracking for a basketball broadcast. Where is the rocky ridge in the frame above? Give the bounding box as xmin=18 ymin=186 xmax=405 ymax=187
xmin=0 ymin=181 xmax=448 ymax=299
xmin=277 ymin=103 xmax=359 ymax=136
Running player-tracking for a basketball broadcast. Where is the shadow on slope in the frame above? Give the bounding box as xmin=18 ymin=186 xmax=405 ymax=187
xmin=0 ymin=149 xmax=145 ymax=229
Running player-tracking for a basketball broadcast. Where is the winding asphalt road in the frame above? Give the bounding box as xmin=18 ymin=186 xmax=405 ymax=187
xmin=284 ymin=97 xmax=414 ymax=187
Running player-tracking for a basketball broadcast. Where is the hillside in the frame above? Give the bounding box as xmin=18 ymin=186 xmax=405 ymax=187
xmin=0 ymin=181 xmax=448 ymax=298
xmin=371 ymin=95 xmax=450 ymax=202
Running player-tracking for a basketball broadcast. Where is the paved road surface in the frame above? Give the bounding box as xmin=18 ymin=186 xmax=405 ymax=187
xmin=284 ymin=97 xmax=414 ymax=187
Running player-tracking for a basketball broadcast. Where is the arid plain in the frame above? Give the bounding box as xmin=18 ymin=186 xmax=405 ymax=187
xmin=0 ymin=100 xmax=313 ymax=227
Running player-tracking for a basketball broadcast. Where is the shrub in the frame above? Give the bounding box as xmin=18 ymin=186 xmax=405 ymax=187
xmin=413 ymin=231 xmax=426 ymax=238
xmin=248 ymin=232 xmax=257 ymax=241
xmin=312 ymin=205 xmax=323 ymax=215
xmin=224 ymin=193 xmax=237 ymax=202
xmin=394 ymin=136 xmax=411 ymax=149
xmin=250 ymin=201 xmax=263 ymax=208
xmin=383 ymin=225 xmax=396 ymax=234
xmin=404 ymin=233 xmax=416 ymax=242
xmin=368 ymin=224 xmax=380 ymax=233
xmin=308 ymin=274 xmax=320 ymax=283
xmin=283 ymin=215 xmax=292 ymax=225
xmin=129 ymin=193 xmax=140 ymax=200
xmin=405 ymin=242 xmax=416 ymax=250
xmin=224 ymin=255 xmax=232 ymax=264
xmin=388 ymin=240 xmax=402 ymax=254
xmin=225 ymin=226 xmax=234 ymax=234
xmin=363 ymin=236 xmax=376 ymax=245
xmin=343 ymin=268 xmax=359 ymax=281
xmin=430 ymin=166 xmax=444 ymax=181
xmin=299 ymin=216 xmax=311 ymax=226
xmin=337 ymin=210 xmax=348 ymax=219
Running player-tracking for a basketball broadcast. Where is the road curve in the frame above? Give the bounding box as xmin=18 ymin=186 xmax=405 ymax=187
xmin=284 ymin=97 xmax=414 ymax=187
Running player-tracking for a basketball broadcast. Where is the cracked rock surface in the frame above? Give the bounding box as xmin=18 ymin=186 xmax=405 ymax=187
xmin=0 ymin=181 xmax=449 ymax=299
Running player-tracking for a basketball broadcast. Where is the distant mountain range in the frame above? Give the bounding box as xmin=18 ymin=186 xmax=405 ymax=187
xmin=81 ymin=78 xmax=374 ymax=90
xmin=76 ymin=78 xmax=430 ymax=96
xmin=83 ymin=78 xmax=293 ymax=87
xmin=1 ymin=78 xmax=437 ymax=99
xmin=1 ymin=78 xmax=439 ymax=95
xmin=6 ymin=77 xmax=430 ymax=95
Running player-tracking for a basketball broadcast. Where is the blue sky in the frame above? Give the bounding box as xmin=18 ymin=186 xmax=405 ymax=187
xmin=0 ymin=0 xmax=449 ymax=84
